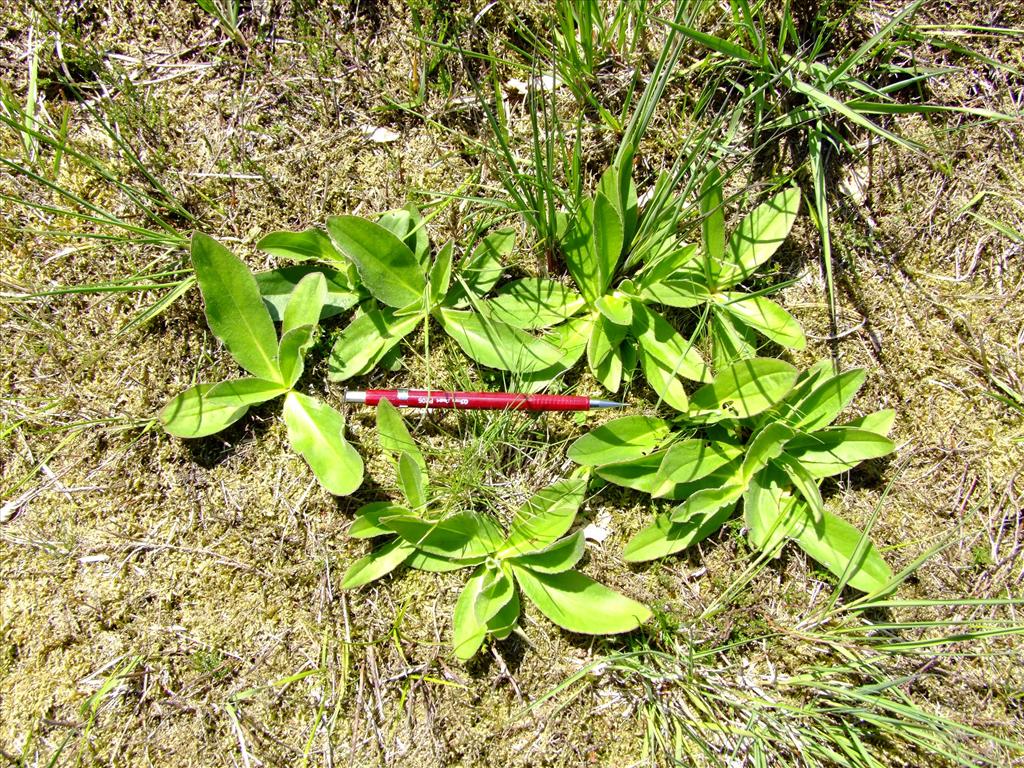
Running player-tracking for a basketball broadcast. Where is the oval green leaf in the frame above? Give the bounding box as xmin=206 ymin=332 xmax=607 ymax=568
xmin=503 ymin=478 xmax=587 ymax=554
xmin=483 ymin=278 xmax=586 ymax=329
xmin=438 ymin=308 xmax=564 ymax=373
xmin=791 ymin=510 xmax=893 ymax=593
xmin=327 ymin=215 xmax=425 ymax=308
xmin=191 ymin=233 xmax=280 ymax=382
xmin=282 ymin=392 xmax=364 ymax=496
xmin=689 ymin=358 xmax=797 ymax=422
xmin=623 ymin=504 xmax=735 ymax=562
xmin=257 ymin=228 xmax=341 ymax=263
xmin=511 ymin=566 xmax=651 ymax=634
xmin=568 ymin=416 xmax=671 ymax=467
xmin=719 ymin=293 xmax=806 ymax=349
xmin=341 ymin=539 xmax=415 ymax=589
xmin=256 ymin=266 xmax=358 ymax=322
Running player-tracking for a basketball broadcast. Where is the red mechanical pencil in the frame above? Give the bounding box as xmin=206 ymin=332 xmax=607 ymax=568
xmin=343 ymin=389 xmax=624 ymax=412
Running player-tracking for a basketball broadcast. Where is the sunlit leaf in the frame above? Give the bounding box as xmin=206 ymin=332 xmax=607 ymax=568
xmin=341 ymin=539 xmax=415 ymax=589
xmin=503 ymin=478 xmax=587 ymax=553
xmin=792 ymin=509 xmax=893 ymax=593
xmin=327 ymin=215 xmax=425 ymax=308
xmin=689 ymin=358 xmax=797 ymax=422
xmin=568 ymin=416 xmax=672 ymax=467
xmin=192 ymin=233 xmax=280 ymax=382
xmin=512 ymin=566 xmax=651 ymax=634
xmin=282 ymin=392 xmax=364 ymax=496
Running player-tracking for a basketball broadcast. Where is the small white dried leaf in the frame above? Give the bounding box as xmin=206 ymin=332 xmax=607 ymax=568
xmin=584 ymin=510 xmax=613 ymax=543
xmin=505 ymin=78 xmax=529 ymax=96
xmin=504 ymin=75 xmax=564 ymax=97
xmin=360 ymin=125 xmax=401 ymax=143
xmin=840 ymin=164 xmax=869 ymax=205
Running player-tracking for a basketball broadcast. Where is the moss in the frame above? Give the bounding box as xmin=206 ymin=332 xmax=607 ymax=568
xmin=2 ymin=0 xmax=1024 ymax=765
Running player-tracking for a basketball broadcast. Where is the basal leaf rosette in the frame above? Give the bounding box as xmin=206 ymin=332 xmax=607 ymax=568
xmin=569 ymin=359 xmax=896 ymax=593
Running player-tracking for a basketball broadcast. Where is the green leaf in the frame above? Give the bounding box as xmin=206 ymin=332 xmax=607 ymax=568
xmin=377 ymin=205 xmax=429 ymax=264
xmin=774 ymin=453 xmax=825 ymax=523
xmin=595 ymin=293 xmax=633 ymax=326
xmin=700 ymin=169 xmax=726 ymax=262
xmin=486 ymin=589 xmax=520 ymax=640
xmin=688 ymin=358 xmax=797 ymax=422
xmin=595 ymin=451 xmax=667 ymax=495
xmin=632 ymin=303 xmax=710 ymax=384
xmin=166 ymin=378 xmax=286 ymax=435
xmin=474 ymin=566 xmax=516 ymax=625
xmin=638 ymin=275 xmax=711 ymax=308
xmin=623 ymin=505 xmax=735 ymax=562
xmin=592 ymin=192 xmax=625 ymax=296
xmin=568 ymin=416 xmax=671 ymax=467
xmin=437 ymin=308 xmax=563 ymax=373
xmin=428 ymin=241 xmax=454 ymax=305
xmin=502 ymin=478 xmax=587 ymax=554
xmin=511 ymin=567 xmax=651 ymax=634
xmin=341 ymin=539 xmax=415 ymax=589
xmin=669 ymin=483 xmax=744 ymax=521
xmin=744 ymin=466 xmax=801 ymax=553
xmin=653 ymin=439 xmax=744 ymax=495
xmin=328 ymin=309 xmax=419 ymax=382
xmin=791 ymin=510 xmax=893 ymax=593
xmin=385 ymin=512 xmax=504 ymax=559
xmin=257 ymin=228 xmax=341 ymax=263
xmin=656 ymin=457 xmax=743 ymax=501
xmin=483 ymin=278 xmax=586 ymax=329
xmin=397 ymin=452 xmax=427 ymax=510
xmin=509 ymin=531 xmax=586 ymax=573
xmin=326 ymin=215 xmax=425 ymax=308
xmin=563 ymin=194 xmax=623 ymax=304
xmin=513 ymin=314 xmax=593 ymax=390
xmin=191 ymin=233 xmax=280 ymax=382
xmin=710 ymin=309 xmax=757 ymax=371
xmin=843 ymin=409 xmax=896 ymax=437
xmin=452 ymin=229 xmax=513 ymax=301
xmin=597 ymin=160 xmax=638 ymax=248
xmin=282 ymin=272 xmax=327 ymax=336
xmin=349 ymin=502 xmax=410 ymax=538
xmin=282 ymin=392 xmax=364 ymax=496
xmin=638 ymin=348 xmax=691 ymax=412
xmin=453 ymin=565 xmax=501 ymax=659
xmin=586 ymin=314 xmax=627 ymax=391
xmin=256 ymin=266 xmax=358 ymax=322
xmin=741 ymin=423 xmax=797 ymax=481
xmin=719 ymin=187 xmax=801 ymax=287
xmin=788 ymin=369 xmax=866 ymax=431
xmin=637 ymin=243 xmax=699 ymax=289
xmin=407 ymin=551 xmax=480 ymax=572
xmin=161 ymin=381 xmax=278 ymax=438
xmin=592 ymin=344 xmax=624 ymax=393
xmin=783 ymin=428 xmax=894 ymax=477
xmin=376 ymin=399 xmax=425 ymax=472
xmin=277 ymin=326 xmax=314 ymax=388
xmin=719 ymin=294 xmax=806 ymax=349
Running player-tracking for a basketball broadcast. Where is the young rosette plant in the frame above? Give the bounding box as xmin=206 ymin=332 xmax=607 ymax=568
xmin=160 ymin=233 xmax=363 ymax=496
xmin=323 ymin=205 xmax=567 ymax=380
xmin=569 ymin=358 xmax=897 ymax=592
xmin=477 ymin=160 xmax=713 ymax=405
xmin=341 ymin=404 xmax=651 ymax=659
xmin=633 ymin=171 xmax=805 ymax=369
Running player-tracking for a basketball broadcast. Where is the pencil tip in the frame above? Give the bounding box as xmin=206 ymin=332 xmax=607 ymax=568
xmin=589 ymin=399 xmax=626 ymax=408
